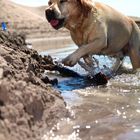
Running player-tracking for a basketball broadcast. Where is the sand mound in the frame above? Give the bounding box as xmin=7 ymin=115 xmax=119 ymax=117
xmin=0 ymin=0 xmax=44 ymax=22
xmin=0 ymin=30 xmax=68 ymax=140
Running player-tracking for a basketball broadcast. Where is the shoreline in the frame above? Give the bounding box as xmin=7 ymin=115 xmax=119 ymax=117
xmin=27 ymin=36 xmax=71 ymax=42
xmin=27 ymin=36 xmax=74 ymax=52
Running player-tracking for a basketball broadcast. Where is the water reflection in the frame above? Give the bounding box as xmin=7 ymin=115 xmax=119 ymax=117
xmin=56 ymin=77 xmax=105 ymax=91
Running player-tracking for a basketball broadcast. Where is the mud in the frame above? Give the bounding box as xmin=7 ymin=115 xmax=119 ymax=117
xmin=0 ymin=31 xmax=68 ymax=140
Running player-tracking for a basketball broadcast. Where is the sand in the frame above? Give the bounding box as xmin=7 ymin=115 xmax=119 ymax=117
xmin=0 ymin=30 xmax=68 ymax=140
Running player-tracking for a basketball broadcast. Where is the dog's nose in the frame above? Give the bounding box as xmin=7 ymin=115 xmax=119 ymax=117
xmin=45 ymin=9 xmax=55 ymax=22
xmin=45 ymin=8 xmax=52 ymax=15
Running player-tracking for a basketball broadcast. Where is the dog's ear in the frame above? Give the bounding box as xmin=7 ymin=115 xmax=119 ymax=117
xmin=77 ymin=0 xmax=93 ymax=17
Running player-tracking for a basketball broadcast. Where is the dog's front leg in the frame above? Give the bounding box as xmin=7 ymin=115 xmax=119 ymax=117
xmin=62 ymin=38 xmax=107 ymax=66
xmin=83 ymin=55 xmax=99 ymax=67
xmin=78 ymin=55 xmax=100 ymax=76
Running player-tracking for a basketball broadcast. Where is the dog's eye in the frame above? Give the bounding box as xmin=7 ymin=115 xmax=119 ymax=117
xmin=60 ymin=0 xmax=67 ymax=4
xmin=48 ymin=1 xmax=52 ymax=5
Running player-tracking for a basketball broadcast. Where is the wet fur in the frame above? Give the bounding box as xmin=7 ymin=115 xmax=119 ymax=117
xmin=46 ymin=0 xmax=140 ymax=71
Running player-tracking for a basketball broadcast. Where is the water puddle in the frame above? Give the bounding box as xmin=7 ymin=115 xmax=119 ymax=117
xmin=41 ymin=46 xmax=140 ymax=140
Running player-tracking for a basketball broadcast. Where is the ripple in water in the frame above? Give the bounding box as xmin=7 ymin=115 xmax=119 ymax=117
xmin=42 ymin=47 xmax=140 ymax=140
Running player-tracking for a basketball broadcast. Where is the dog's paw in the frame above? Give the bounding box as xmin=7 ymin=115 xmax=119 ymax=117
xmin=62 ymin=55 xmax=78 ymax=66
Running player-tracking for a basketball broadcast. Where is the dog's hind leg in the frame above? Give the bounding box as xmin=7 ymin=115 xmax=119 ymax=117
xmin=128 ymin=21 xmax=140 ymax=70
xmin=129 ymin=47 xmax=140 ymax=70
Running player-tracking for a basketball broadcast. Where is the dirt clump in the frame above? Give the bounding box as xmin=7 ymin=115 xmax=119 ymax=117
xmin=0 ymin=31 xmax=68 ymax=140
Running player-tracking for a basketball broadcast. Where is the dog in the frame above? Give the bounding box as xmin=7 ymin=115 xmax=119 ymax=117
xmin=45 ymin=0 xmax=140 ymax=72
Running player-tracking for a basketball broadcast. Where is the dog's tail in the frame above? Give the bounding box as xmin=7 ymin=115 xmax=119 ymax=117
xmin=128 ymin=20 xmax=140 ymax=69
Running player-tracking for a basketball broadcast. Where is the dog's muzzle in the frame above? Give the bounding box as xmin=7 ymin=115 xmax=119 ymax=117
xmin=45 ymin=9 xmax=65 ymax=30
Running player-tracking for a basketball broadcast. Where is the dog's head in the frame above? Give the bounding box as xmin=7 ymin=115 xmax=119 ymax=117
xmin=45 ymin=0 xmax=94 ymax=30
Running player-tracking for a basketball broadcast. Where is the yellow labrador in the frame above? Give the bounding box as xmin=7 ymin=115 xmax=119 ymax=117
xmin=45 ymin=0 xmax=140 ymax=72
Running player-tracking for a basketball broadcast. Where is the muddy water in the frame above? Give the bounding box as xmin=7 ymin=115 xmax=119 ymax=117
xmin=41 ymin=45 xmax=140 ymax=140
